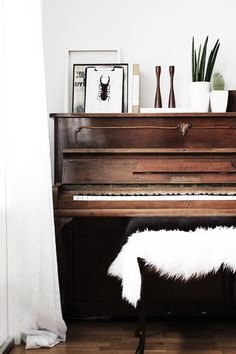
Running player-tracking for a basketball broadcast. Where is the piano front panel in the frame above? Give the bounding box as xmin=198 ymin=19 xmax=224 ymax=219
xmin=51 ymin=112 xmax=236 ymax=218
xmin=51 ymin=113 xmax=236 ymax=318
xmin=53 ymin=113 xmax=236 ymax=183
xmin=62 ymin=153 xmax=236 ymax=185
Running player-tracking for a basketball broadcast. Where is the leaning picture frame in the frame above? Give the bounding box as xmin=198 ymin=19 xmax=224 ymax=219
xmin=64 ymin=48 xmax=120 ymax=112
xmin=72 ymin=63 xmax=129 ymax=113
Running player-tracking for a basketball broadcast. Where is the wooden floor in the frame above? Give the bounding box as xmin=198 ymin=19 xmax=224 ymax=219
xmin=10 ymin=318 xmax=236 ymax=354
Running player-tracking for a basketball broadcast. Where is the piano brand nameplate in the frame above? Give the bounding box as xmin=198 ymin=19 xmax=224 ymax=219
xmin=171 ymin=176 xmax=200 ymax=183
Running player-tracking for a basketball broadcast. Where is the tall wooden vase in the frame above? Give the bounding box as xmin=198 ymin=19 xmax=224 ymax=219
xmin=154 ymin=66 xmax=162 ymax=108
xmin=168 ymin=65 xmax=176 ymax=108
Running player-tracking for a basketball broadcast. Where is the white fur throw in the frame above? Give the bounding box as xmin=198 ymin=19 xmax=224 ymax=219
xmin=108 ymin=227 xmax=236 ymax=307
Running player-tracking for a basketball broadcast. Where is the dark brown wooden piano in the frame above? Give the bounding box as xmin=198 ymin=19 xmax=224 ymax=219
xmin=50 ymin=112 xmax=236 ymax=319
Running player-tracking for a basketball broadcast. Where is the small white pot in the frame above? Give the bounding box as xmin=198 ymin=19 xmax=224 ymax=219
xmin=210 ymin=90 xmax=229 ymax=112
xmin=190 ymin=82 xmax=210 ymax=112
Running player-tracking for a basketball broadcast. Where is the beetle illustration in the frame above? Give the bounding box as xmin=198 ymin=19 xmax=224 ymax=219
xmin=98 ymin=75 xmax=110 ymax=101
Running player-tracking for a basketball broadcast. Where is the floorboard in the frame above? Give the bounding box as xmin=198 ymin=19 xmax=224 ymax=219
xmin=10 ymin=318 xmax=236 ymax=353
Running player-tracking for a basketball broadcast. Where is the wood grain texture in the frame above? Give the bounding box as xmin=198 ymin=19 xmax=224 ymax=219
xmin=53 ymin=113 xmax=236 ymax=219
xmin=51 ymin=113 xmax=236 ymax=183
xmin=10 ymin=320 xmax=236 ymax=353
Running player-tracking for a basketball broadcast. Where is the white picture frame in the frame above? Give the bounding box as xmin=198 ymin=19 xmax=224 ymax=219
xmin=84 ymin=66 xmax=124 ymax=113
xmin=64 ymin=48 xmax=120 ymax=113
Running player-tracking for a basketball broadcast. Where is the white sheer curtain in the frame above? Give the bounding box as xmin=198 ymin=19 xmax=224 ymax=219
xmin=1 ymin=0 xmax=67 ymax=348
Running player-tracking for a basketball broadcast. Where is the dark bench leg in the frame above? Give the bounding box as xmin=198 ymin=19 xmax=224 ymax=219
xmin=222 ymin=269 xmax=235 ymax=308
xmin=135 ymin=257 xmax=146 ymax=354
xmin=228 ymin=272 xmax=235 ymax=308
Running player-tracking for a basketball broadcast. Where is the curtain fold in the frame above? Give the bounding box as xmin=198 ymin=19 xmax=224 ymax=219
xmin=2 ymin=0 xmax=67 ymax=347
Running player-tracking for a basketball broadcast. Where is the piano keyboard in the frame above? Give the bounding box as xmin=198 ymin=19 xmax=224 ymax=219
xmin=73 ymin=193 xmax=236 ymax=201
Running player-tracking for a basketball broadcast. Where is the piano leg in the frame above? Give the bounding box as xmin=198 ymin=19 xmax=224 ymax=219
xmin=54 ymin=217 xmax=73 ymax=308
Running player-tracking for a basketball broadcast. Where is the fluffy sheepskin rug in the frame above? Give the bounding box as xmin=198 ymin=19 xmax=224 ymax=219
xmin=108 ymin=227 xmax=236 ymax=307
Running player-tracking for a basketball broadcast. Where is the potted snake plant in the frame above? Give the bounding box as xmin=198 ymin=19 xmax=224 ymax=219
xmin=210 ymin=72 xmax=228 ymax=112
xmin=190 ymin=36 xmax=220 ymax=112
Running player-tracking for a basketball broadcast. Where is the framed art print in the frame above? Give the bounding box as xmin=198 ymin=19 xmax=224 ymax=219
xmin=72 ymin=63 xmax=129 ymax=113
xmin=84 ymin=65 xmax=124 ymax=113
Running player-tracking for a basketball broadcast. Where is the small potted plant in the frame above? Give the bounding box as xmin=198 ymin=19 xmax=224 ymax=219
xmin=210 ymin=72 xmax=228 ymax=112
xmin=190 ymin=36 xmax=220 ymax=112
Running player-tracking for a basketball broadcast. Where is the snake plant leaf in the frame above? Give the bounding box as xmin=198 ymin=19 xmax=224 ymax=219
xmin=204 ymin=49 xmax=214 ymax=82
xmin=205 ymin=40 xmax=220 ymax=81
xmin=199 ymin=36 xmax=208 ymax=81
xmin=208 ymin=42 xmax=220 ymax=80
xmin=192 ymin=36 xmax=220 ymax=82
xmin=192 ymin=37 xmax=195 ymax=81
xmin=196 ymin=44 xmax=202 ymax=81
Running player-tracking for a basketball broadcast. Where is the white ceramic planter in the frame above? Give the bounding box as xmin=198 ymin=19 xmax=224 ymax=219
xmin=210 ymin=90 xmax=229 ymax=112
xmin=190 ymin=82 xmax=210 ymax=112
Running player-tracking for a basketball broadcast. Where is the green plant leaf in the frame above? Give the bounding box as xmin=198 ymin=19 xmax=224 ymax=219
xmin=205 ymin=39 xmax=220 ymax=81
xmin=191 ymin=37 xmax=220 ymax=82
xmin=206 ymin=42 xmax=220 ymax=81
xmin=192 ymin=37 xmax=195 ymax=81
xmin=196 ymin=44 xmax=201 ymax=81
xmin=199 ymin=36 xmax=208 ymax=81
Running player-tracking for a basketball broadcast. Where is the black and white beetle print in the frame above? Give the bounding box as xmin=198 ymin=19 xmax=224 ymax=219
xmin=98 ymin=75 xmax=110 ymax=101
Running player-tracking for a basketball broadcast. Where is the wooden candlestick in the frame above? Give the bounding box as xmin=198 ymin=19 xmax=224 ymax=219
xmin=154 ymin=66 xmax=162 ymax=108
xmin=168 ymin=65 xmax=176 ymax=108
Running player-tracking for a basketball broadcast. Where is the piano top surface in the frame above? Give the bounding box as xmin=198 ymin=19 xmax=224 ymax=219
xmin=50 ymin=112 xmax=236 ymax=118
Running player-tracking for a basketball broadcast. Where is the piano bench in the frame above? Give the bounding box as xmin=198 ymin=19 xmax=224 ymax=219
xmin=108 ymin=225 xmax=236 ymax=354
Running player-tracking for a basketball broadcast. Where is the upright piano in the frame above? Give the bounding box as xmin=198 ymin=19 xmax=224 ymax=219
xmin=51 ymin=112 xmax=236 ymax=318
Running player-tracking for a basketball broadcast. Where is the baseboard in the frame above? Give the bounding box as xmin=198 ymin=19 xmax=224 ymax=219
xmin=0 ymin=338 xmax=14 ymax=354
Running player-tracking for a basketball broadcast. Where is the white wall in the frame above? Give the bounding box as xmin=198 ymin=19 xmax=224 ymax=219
xmin=42 ymin=0 xmax=236 ymax=114
xmin=42 ymin=0 xmax=236 ymax=173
